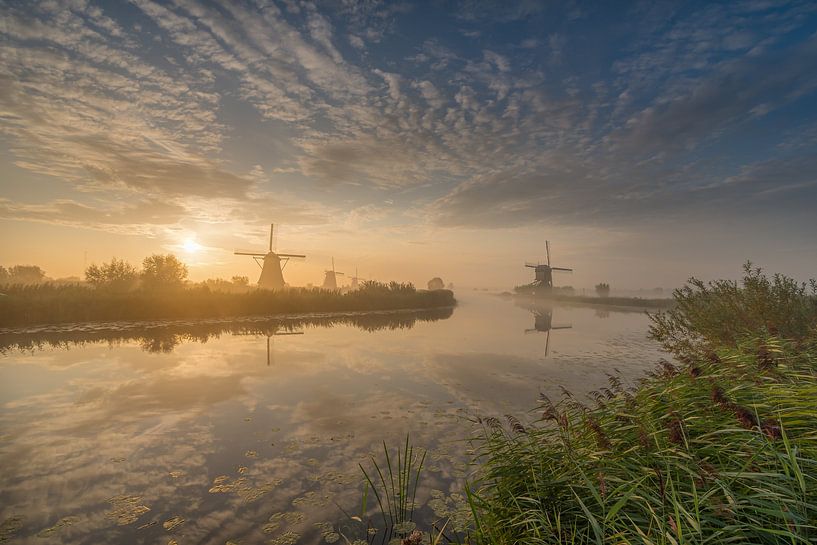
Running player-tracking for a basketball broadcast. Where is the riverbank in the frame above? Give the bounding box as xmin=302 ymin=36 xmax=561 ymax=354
xmin=512 ymin=292 xmax=674 ymax=310
xmin=465 ymin=266 xmax=817 ymax=543
xmin=0 ymin=281 xmax=456 ymax=327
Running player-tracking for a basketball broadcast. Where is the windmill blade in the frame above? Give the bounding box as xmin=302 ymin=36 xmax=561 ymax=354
xmin=277 ymin=253 xmax=306 ymax=258
xmin=546 ymin=240 xmax=551 ymax=267
xmin=551 ymin=267 xmax=573 ymax=272
xmin=269 ymin=223 xmax=274 ymax=252
xmin=234 ymin=250 xmax=266 ymax=256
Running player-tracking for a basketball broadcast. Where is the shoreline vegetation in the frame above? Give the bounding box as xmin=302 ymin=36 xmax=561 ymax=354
xmin=513 ymin=292 xmax=674 ymax=310
xmin=363 ymin=265 xmax=817 ymax=543
xmin=0 ymin=282 xmax=456 ymax=329
xmin=0 ymin=254 xmax=456 ymax=328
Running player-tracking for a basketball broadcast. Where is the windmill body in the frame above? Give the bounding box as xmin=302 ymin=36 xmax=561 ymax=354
xmin=235 ymin=224 xmax=305 ymax=290
xmin=349 ymin=267 xmax=363 ymax=289
xmin=322 ymin=258 xmax=344 ymax=289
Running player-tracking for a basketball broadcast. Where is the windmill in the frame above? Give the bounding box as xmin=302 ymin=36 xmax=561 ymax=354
xmin=523 ymin=240 xmax=572 ymax=296
xmin=349 ymin=267 xmax=365 ymax=289
xmin=322 ymin=258 xmax=345 ymax=289
xmin=523 ymin=306 xmax=572 ymax=357
xmin=235 ymin=224 xmax=305 ymax=290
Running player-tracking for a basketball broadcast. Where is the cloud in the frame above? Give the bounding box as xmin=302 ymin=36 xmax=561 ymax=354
xmin=0 ymin=198 xmax=185 ymax=233
xmin=614 ymin=35 xmax=817 ymax=153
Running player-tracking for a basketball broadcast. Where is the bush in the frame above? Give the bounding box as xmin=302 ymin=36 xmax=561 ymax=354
xmin=648 ymin=262 xmax=817 ymax=360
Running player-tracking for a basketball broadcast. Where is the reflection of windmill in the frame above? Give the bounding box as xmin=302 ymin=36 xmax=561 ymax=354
xmin=265 ymin=329 xmax=304 ymax=366
xmin=523 ymin=241 xmax=572 ymax=295
xmin=235 ymin=224 xmax=305 ymax=290
xmin=322 ymin=258 xmax=345 ymax=289
xmin=524 ymin=307 xmax=572 ymax=357
xmin=349 ymin=267 xmax=366 ymax=289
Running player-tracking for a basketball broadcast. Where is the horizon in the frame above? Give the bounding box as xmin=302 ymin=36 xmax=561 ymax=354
xmin=2 ymin=1 xmax=816 ymax=290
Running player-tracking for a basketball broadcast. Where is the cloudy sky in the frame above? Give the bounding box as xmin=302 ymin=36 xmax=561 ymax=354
xmin=2 ymin=0 xmax=816 ymax=289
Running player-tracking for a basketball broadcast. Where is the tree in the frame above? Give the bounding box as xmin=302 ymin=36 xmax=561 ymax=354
xmin=595 ymin=282 xmax=611 ymax=297
xmin=6 ymin=265 xmax=46 ymax=284
xmin=427 ymin=277 xmax=445 ymax=290
xmin=141 ymin=254 xmax=188 ymax=289
xmin=85 ymin=258 xmax=138 ymax=291
xmin=0 ymin=266 xmax=8 ymax=284
xmin=231 ymin=275 xmax=249 ymax=287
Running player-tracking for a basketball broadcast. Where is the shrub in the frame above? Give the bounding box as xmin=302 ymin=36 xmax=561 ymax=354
xmin=648 ymin=262 xmax=817 ymax=360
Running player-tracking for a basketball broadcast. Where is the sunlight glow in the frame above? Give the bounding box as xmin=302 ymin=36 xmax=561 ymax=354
xmin=183 ymin=238 xmax=202 ymax=253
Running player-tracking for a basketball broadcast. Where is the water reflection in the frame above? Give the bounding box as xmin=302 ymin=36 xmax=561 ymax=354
xmin=0 ymin=306 xmax=454 ymax=354
xmin=0 ymin=294 xmax=666 ymax=545
xmin=522 ymin=305 xmax=573 ymax=357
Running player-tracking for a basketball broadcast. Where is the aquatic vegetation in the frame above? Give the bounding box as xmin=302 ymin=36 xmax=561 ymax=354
xmin=105 ymin=495 xmax=150 ymax=526
xmin=0 ymin=517 xmax=22 ymax=543
xmin=36 ymin=516 xmax=78 ymax=537
xmin=267 ymin=530 xmax=301 ymax=545
xmin=208 ymin=474 xmax=281 ymax=503
xmin=359 ymin=435 xmax=427 ymax=535
xmin=162 ymin=516 xmax=184 ymax=531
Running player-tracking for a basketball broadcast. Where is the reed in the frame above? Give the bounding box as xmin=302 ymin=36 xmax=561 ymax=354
xmin=0 ymin=281 xmax=455 ymax=327
xmin=467 ymin=266 xmax=817 ymax=544
xmin=359 ymin=435 xmax=427 ymax=537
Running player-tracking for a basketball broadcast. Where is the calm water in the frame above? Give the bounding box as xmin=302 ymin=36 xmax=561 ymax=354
xmin=0 ymin=293 xmax=668 ymax=544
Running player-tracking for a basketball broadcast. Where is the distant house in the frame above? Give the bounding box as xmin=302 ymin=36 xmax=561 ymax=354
xmin=427 ymin=277 xmax=445 ymax=290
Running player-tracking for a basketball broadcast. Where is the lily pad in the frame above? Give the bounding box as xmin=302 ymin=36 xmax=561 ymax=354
xmin=106 ymin=495 xmax=150 ymax=526
xmin=163 ymin=516 xmax=185 ymax=531
xmin=0 ymin=517 xmax=23 ymax=543
xmin=267 ymin=531 xmax=300 ymax=545
xmin=37 ymin=516 xmax=78 ymax=537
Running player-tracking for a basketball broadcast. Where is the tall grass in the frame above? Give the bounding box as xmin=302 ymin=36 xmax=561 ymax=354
xmin=467 ymin=266 xmax=817 ymax=544
xmin=0 ymin=281 xmax=455 ymax=327
xmin=360 ymin=435 xmax=427 ymax=538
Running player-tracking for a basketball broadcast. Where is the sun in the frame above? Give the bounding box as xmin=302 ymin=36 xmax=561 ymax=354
xmin=183 ymin=238 xmax=202 ymax=253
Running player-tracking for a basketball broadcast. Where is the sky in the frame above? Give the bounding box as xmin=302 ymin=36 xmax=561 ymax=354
xmin=1 ymin=0 xmax=816 ymax=290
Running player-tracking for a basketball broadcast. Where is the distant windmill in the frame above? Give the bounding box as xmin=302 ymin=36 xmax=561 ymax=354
xmin=235 ymin=224 xmax=305 ymax=290
xmin=349 ymin=267 xmax=366 ymax=289
xmin=322 ymin=258 xmax=345 ymax=289
xmin=524 ymin=241 xmax=573 ymax=295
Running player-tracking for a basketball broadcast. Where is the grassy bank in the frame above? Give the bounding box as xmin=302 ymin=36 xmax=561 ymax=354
xmin=0 ymin=281 xmax=455 ymax=328
xmin=467 ymin=265 xmax=817 ymax=543
xmin=514 ymin=292 xmax=674 ymax=310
